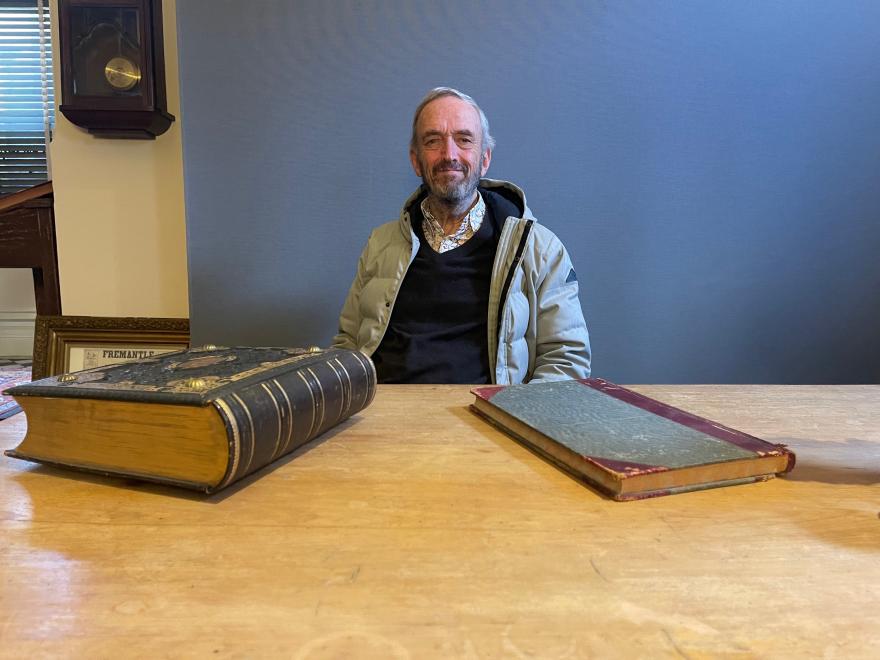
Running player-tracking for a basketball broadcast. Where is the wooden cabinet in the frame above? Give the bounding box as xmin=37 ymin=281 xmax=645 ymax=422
xmin=0 ymin=182 xmax=61 ymax=316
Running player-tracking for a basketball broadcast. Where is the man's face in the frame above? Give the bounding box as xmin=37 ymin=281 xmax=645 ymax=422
xmin=410 ymin=96 xmax=492 ymax=205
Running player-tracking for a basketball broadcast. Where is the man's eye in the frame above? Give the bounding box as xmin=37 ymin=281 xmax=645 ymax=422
xmin=424 ymin=138 xmax=440 ymax=148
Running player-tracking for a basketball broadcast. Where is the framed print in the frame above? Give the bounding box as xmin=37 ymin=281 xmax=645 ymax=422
xmin=32 ymin=315 xmax=190 ymax=380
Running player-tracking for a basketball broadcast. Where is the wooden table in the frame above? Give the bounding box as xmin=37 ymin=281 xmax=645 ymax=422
xmin=1 ymin=385 xmax=878 ymax=657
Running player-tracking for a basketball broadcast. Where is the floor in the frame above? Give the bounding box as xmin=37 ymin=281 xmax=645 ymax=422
xmin=0 ymin=358 xmax=32 ymax=370
xmin=0 ymin=358 xmax=32 ymax=419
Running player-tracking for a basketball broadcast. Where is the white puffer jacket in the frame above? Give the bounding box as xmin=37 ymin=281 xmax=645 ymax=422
xmin=333 ymin=179 xmax=591 ymax=384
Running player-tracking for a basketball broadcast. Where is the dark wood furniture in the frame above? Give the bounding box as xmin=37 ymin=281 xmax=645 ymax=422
xmin=57 ymin=0 xmax=174 ymax=138
xmin=0 ymin=181 xmax=61 ymax=316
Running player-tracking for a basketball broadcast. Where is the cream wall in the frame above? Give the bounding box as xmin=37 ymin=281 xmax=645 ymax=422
xmin=49 ymin=0 xmax=188 ymax=318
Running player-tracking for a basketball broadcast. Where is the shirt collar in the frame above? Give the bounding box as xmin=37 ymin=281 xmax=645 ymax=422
xmin=421 ymin=191 xmax=485 ymax=238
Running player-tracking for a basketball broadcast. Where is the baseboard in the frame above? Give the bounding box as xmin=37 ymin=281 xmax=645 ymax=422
xmin=0 ymin=310 xmax=36 ymax=357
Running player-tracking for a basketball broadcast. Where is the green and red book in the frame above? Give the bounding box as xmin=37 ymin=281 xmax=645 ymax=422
xmin=471 ymin=378 xmax=795 ymax=501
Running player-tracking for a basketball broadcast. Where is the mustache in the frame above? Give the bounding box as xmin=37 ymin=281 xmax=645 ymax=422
xmin=432 ymin=160 xmax=467 ymax=175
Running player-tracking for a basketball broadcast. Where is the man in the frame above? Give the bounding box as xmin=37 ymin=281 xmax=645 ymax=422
xmin=333 ymin=87 xmax=591 ymax=384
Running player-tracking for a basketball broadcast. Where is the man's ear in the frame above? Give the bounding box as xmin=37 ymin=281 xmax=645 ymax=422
xmin=480 ymin=148 xmax=492 ymax=176
xmin=410 ymin=148 xmax=422 ymax=177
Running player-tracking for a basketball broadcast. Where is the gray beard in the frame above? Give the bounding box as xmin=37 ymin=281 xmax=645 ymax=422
xmin=417 ymin=150 xmax=482 ymax=207
xmin=423 ymin=167 xmax=481 ymax=206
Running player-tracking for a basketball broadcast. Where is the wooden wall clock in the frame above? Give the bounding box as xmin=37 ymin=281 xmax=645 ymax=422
xmin=57 ymin=0 xmax=175 ymax=139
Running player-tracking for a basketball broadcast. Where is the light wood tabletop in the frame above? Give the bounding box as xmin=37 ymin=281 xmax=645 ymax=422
xmin=1 ymin=384 xmax=879 ymax=658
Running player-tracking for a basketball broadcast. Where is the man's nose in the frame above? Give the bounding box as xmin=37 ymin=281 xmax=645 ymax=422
xmin=440 ymin=136 xmax=458 ymax=158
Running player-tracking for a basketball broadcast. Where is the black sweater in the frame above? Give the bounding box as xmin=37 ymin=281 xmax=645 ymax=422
xmin=372 ymin=188 xmax=519 ymax=383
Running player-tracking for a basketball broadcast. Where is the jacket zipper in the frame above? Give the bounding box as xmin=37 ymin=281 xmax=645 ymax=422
xmin=495 ymin=219 xmax=534 ymax=346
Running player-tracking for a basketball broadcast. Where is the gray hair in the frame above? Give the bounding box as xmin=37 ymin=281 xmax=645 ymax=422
xmin=410 ymin=87 xmax=496 ymax=154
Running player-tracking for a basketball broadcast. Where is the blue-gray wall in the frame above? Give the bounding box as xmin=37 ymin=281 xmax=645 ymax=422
xmin=177 ymin=1 xmax=880 ymax=384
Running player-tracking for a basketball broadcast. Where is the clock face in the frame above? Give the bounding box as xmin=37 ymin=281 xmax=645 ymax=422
xmin=69 ymin=6 xmax=143 ymax=97
xmin=104 ymin=56 xmax=141 ymax=90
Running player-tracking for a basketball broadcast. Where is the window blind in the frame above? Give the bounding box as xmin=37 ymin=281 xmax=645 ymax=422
xmin=0 ymin=0 xmax=54 ymax=196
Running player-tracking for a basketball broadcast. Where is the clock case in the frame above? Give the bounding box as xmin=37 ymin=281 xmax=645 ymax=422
xmin=58 ymin=0 xmax=174 ymax=139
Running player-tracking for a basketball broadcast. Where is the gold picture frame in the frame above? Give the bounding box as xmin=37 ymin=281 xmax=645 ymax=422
xmin=32 ymin=316 xmax=190 ymax=380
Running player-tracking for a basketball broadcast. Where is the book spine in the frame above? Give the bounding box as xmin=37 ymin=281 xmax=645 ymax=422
xmin=210 ymin=349 xmax=376 ymax=491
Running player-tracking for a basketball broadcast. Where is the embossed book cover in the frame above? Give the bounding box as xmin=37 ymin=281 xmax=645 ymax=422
xmin=471 ymin=379 xmax=795 ymax=500
xmin=5 ymin=346 xmax=376 ymax=492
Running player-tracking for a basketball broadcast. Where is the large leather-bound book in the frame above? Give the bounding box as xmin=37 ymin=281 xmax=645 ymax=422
xmin=471 ymin=378 xmax=795 ymax=501
xmin=4 ymin=346 xmax=376 ymax=493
